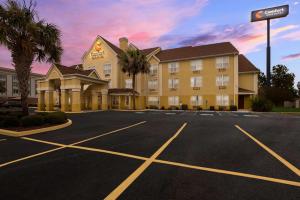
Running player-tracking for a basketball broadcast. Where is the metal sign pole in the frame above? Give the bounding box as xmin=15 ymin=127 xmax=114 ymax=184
xmin=266 ymin=19 xmax=271 ymax=86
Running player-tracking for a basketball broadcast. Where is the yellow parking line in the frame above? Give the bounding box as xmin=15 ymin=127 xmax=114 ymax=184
xmin=15 ymin=132 xmax=300 ymax=188
xmin=235 ymin=125 xmax=300 ymax=177
xmin=104 ymin=122 xmax=188 ymax=200
xmin=154 ymin=159 xmax=300 ymax=187
xmin=0 ymin=121 xmax=146 ymax=168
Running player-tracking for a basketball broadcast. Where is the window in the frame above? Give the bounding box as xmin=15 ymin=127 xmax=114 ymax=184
xmin=150 ymin=64 xmax=158 ymax=75
xmin=12 ymin=75 xmax=19 ymax=96
xmin=168 ymin=62 xmax=179 ymax=73
xmin=191 ymin=60 xmax=203 ymax=71
xmin=191 ymin=96 xmax=203 ymax=106
xmin=148 ymin=96 xmax=159 ymax=105
xmin=216 ymin=56 xmax=229 ymax=69
xmin=216 ymin=75 xmax=229 ymax=86
xmin=168 ymin=96 xmax=179 ymax=106
xmin=103 ymin=64 xmax=112 ymax=75
xmin=0 ymin=75 xmax=6 ymax=95
xmin=112 ymin=96 xmax=119 ymax=105
xmin=125 ymin=79 xmax=132 ymax=89
xmin=148 ymin=80 xmax=158 ymax=90
xmin=190 ymin=77 xmax=202 ymax=87
xmin=168 ymin=79 xmax=179 ymax=89
xmin=216 ymin=95 xmax=229 ymax=106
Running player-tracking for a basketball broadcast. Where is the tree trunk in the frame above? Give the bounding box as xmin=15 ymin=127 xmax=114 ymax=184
xmin=13 ymin=55 xmax=33 ymax=116
xmin=132 ymin=74 xmax=136 ymax=110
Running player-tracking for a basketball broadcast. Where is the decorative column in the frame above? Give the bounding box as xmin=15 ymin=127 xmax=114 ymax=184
xmin=37 ymin=91 xmax=45 ymax=111
xmin=91 ymin=91 xmax=99 ymax=111
xmin=45 ymin=89 xmax=54 ymax=111
xmin=118 ymin=96 xmax=121 ymax=110
xmin=60 ymin=89 xmax=68 ymax=112
xmin=71 ymin=88 xmax=81 ymax=112
xmin=101 ymin=89 xmax=108 ymax=110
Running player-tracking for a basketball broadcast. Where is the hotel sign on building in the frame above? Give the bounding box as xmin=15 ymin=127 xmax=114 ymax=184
xmin=251 ymin=5 xmax=289 ymax=22
xmin=90 ymin=41 xmax=105 ymax=59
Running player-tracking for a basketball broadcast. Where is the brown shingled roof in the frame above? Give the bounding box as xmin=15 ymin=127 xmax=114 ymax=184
xmin=101 ymin=37 xmax=124 ymax=55
xmin=55 ymin=64 xmax=94 ymax=76
xmin=238 ymin=54 xmax=259 ymax=73
xmin=156 ymin=42 xmax=239 ymax=62
xmin=141 ymin=47 xmax=160 ymax=56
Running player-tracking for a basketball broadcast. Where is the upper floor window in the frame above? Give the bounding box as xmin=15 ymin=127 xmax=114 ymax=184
xmin=168 ymin=78 xmax=179 ymax=89
xmin=190 ymin=76 xmax=202 ymax=87
xmin=125 ymin=79 xmax=132 ymax=89
xmin=191 ymin=96 xmax=203 ymax=106
xmin=148 ymin=96 xmax=159 ymax=105
xmin=216 ymin=75 xmax=229 ymax=86
xmin=191 ymin=60 xmax=203 ymax=71
xmin=216 ymin=56 xmax=229 ymax=69
xmin=168 ymin=62 xmax=179 ymax=73
xmin=148 ymin=80 xmax=158 ymax=90
xmin=216 ymin=95 xmax=229 ymax=106
xmin=149 ymin=64 xmax=158 ymax=75
xmin=168 ymin=96 xmax=179 ymax=106
xmin=103 ymin=64 xmax=112 ymax=76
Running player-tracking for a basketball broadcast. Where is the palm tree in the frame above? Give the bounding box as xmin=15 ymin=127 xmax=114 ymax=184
xmin=0 ymin=0 xmax=62 ymax=115
xmin=119 ymin=49 xmax=150 ymax=110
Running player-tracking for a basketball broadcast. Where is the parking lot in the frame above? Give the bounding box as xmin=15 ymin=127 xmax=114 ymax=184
xmin=0 ymin=111 xmax=300 ymax=200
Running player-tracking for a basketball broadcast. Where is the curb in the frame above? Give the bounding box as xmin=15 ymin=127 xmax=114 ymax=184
xmin=0 ymin=119 xmax=72 ymax=137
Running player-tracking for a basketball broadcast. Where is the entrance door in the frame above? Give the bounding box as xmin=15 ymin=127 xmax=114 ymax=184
xmin=238 ymin=95 xmax=244 ymax=109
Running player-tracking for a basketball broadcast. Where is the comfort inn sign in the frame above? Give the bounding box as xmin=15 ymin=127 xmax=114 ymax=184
xmin=91 ymin=41 xmax=105 ymax=59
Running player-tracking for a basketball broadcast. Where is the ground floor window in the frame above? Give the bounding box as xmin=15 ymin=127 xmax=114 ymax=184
xmin=148 ymin=96 xmax=159 ymax=105
xmin=216 ymin=95 xmax=229 ymax=106
xmin=191 ymin=95 xmax=203 ymax=106
xmin=168 ymin=96 xmax=179 ymax=106
xmin=125 ymin=79 xmax=132 ymax=89
xmin=112 ymin=96 xmax=119 ymax=105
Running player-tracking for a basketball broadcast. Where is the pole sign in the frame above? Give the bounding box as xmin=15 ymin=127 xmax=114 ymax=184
xmin=251 ymin=5 xmax=289 ymax=22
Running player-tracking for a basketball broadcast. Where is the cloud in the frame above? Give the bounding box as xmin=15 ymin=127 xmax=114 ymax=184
xmin=281 ymin=30 xmax=300 ymax=41
xmin=158 ymin=23 xmax=298 ymax=54
xmin=282 ymin=53 xmax=300 ymax=61
xmin=0 ymin=0 xmax=208 ymax=74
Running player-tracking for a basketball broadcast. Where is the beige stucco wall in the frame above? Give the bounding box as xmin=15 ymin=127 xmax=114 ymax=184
xmin=238 ymin=73 xmax=258 ymax=94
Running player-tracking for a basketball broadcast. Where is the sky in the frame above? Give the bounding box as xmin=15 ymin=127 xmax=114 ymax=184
xmin=0 ymin=0 xmax=300 ymax=86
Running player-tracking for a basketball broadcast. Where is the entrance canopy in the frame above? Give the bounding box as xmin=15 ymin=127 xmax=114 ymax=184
xmin=37 ymin=64 xmax=109 ymax=112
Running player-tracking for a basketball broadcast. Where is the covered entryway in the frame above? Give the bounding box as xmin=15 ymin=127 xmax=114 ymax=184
xmin=238 ymin=88 xmax=255 ymax=109
xmin=37 ymin=64 xmax=109 ymax=112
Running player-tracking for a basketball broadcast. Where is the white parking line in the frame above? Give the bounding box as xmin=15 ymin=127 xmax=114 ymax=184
xmin=0 ymin=139 xmax=7 ymax=142
xmin=135 ymin=112 xmax=144 ymax=114
xmin=243 ymin=115 xmax=259 ymax=118
xmin=166 ymin=113 xmax=176 ymax=115
xmin=200 ymin=113 xmax=214 ymax=116
xmin=216 ymin=112 xmax=222 ymax=116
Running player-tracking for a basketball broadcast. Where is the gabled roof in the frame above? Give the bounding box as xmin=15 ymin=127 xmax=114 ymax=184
xmin=101 ymin=37 xmax=124 ymax=55
xmin=141 ymin=47 xmax=160 ymax=56
xmin=55 ymin=64 xmax=94 ymax=76
xmin=238 ymin=54 xmax=260 ymax=73
xmin=156 ymin=42 xmax=239 ymax=62
xmin=239 ymin=88 xmax=255 ymax=94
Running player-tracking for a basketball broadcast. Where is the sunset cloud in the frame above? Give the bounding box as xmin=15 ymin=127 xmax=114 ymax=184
xmin=282 ymin=53 xmax=300 ymax=61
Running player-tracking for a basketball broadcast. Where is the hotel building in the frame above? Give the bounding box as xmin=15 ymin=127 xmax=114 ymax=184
xmin=37 ymin=36 xmax=259 ymax=112
xmin=0 ymin=67 xmax=43 ymax=104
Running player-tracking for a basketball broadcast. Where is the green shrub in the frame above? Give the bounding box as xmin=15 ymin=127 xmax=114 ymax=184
xmin=149 ymin=105 xmax=159 ymax=109
xmin=251 ymin=97 xmax=273 ymax=112
xmin=196 ymin=106 xmax=202 ymax=111
xmin=21 ymin=115 xmax=45 ymax=127
xmin=168 ymin=106 xmax=179 ymax=110
xmin=161 ymin=106 xmax=165 ymax=110
xmin=37 ymin=112 xmax=49 ymax=117
xmin=2 ymin=116 xmax=20 ymax=128
xmin=230 ymin=105 xmax=237 ymax=111
xmin=181 ymin=104 xmax=188 ymax=110
xmin=218 ymin=106 xmax=226 ymax=111
xmin=209 ymin=106 xmax=215 ymax=111
xmin=44 ymin=112 xmax=67 ymax=125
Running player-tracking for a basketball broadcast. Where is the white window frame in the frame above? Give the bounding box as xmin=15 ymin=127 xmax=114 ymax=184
xmin=190 ymin=96 xmax=203 ymax=106
xmin=190 ymin=76 xmax=202 ymax=87
xmin=149 ymin=64 xmax=158 ymax=75
xmin=168 ymin=96 xmax=179 ymax=106
xmin=216 ymin=56 xmax=229 ymax=69
xmin=216 ymin=95 xmax=229 ymax=106
xmin=191 ymin=60 xmax=203 ymax=71
xmin=148 ymin=80 xmax=158 ymax=90
xmin=125 ymin=79 xmax=132 ymax=89
xmin=168 ymin=79 xmax=179 ymax=89
xmin=216 ymin=75 xmax=229 ymax=86
xmin=148 ymin=96 xmax=159 ymax=106
xmin=168 ymin=62 xmax=179 ymax=73
xmin=103 ymin=63 xmax=112 ymax=75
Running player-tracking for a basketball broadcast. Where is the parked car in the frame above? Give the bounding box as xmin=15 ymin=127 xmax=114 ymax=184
xmin=1 ymin=99 xmax=22 ymax=108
